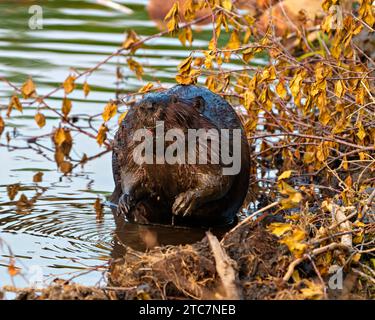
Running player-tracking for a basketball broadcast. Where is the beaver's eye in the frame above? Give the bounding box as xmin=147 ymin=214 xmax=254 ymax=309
xmin=193 ymin=96 xmax=205 ymax=113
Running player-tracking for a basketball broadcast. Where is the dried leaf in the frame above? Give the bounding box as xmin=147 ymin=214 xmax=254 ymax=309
xmin=96 ymin=123 xmax=108 ymax=146
xmin=0 ymin=116 xmax=4 ymax=137
xmin=221 ymin=0 xmax=232 ymax=11
xmin=63 ymin=75 xmax=76 ymax=94
xmin=267 ymin=222 xmax=292 ymax=237
xmin=21 ymin=78 xmax=36 ymax=98
xmin=356 ymin=121 xmax=366 ymax=140
xmin=118 ymin=111 xmax=128 ymax=124
xmin=278 ymin=180 xmax=303 ymax=209
xmin=164 ymin=2 xmax=179 ymax=33
xmin=280 ymin=228 xmax=307 ymax=258
xmin=7 ymin=183 xmax=20 ymax=200
xmin=54 ymin=128 xmax=67 ymax=146
xmin=122 ymin=30 xmax=139 ymax=50
xmin=94 ymin=198 xmax=103 ymax=221
xmin=227 ymin=31 xmax=240 ymax=50
xmin=9 ymin=95 xmax=23 ymax=114
xmin=334 ymin=79 xmax=345 ymax=98
xmin=300 ymin=280 xmax=323 ymax=300
xmin=178 ymin=56 xmax=193 ymax=74
xmin=35 ymin=112 xmax=46 ymax=128
xmin=127 ymin=58 xmax=144 ymax=80
xmin=278 ymin=170 xmax=293 ymax=181
xmin=60 ymin=161 xmax=73 ymax=174
xmin=83 ymin=81 xmax=90 ymax=97
xmin=8 ymin=260 xmax=20 ymax=277
xmin=33 ymin=172 xmax=43 ymax=183
xmin=138 ymin=82 xmax=154 ymax=93
xmin=102 ymin=102 xmax=117 ymax=122
xmin=62 ymin=98 xmax=72 ymax=117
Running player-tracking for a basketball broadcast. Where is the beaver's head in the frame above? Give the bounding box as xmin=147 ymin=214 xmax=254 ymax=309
xmin=134 ymin=93 xmax=205 ymax=130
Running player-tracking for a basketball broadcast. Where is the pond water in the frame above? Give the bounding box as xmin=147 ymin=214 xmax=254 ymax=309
xmin=0 ymin=0 xmax=263 ymax=289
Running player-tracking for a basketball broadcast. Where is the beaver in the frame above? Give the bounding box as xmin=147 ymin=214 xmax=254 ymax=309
xmin=111 ymin=85 xmax=250 ymax=227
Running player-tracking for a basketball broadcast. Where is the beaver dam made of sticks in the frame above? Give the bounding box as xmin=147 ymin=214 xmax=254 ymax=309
xmin=6 ymin=201 xmax=375 ymax=301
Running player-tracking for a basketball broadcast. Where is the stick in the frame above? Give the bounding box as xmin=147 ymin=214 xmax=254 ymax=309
xmin=283 ymin=243 xmax=349 ymax=282
xmin=206 ymin=232 xmax=242 ymax=300
xmin=332 ymin=204 xmax=353 ymax=248
xmin=220 ymin=201 xmax=279 ymax=244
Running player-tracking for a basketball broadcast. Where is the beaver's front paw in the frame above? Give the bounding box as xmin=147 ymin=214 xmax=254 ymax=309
xmin=172 ymin=191 xmax=198 ymax=217
xmin=117 ymin=193 xmax=136 ymax=216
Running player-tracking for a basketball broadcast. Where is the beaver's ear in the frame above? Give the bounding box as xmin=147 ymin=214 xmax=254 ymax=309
xmin=170 ymin=95 xmax=179 ymax=104
xmin=193 ymin=96 xmax=205 ymax=113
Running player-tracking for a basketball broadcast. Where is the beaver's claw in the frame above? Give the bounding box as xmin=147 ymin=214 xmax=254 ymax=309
xmin=172 ymin=191 xmax=198 ymax=217
xmin=117 ymin=193 xmax=136 ymax=216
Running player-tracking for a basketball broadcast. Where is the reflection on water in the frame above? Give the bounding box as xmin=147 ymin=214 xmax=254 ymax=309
xmin=111 ymin=213 xmax=231 ymax=256
xmin=0 ymin=0 xmax=262 ymax=288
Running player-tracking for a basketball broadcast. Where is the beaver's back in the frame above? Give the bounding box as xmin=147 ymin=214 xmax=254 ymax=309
xmin=166 ymin=85 xmax=243 ymax=131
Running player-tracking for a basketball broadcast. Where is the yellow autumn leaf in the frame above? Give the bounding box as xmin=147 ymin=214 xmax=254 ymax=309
xmin=303 ymin=151 xmax=315 ymax=164
xmin=221 ymin=0 xmax=232 ymax=11
xmin=278 ymin=180 xmax=303 ymax=209
xmin=62 ymin=98 xmax=72 ymax=117
xmin=118 ymin=111 xmax=128 ymax=124
xmin=243 ymin=47 xmax=255 ymax=63
xmin=138 ymin=82 xmax=154 ymax=93
xmin=356 ymin=121 xmax=366 ymax=140
xmin=345 ymin=175 xmax=353 ymax=188
xmin=96 ymin=124 xmax=108 ymax=146
xmin=290 ymin=70 xmax=305 ymax=98
xmin=178 ymin=56 xmax=193 ymax=74
xmin=102 ymin=102 xmax=117 ymax=122
xmin=178 ymin=27 xmax=193 ymax=46
xmin=292 ymin=270 xmax=301 ymax=283
xmin=127 ymin=58 xmax=144 ymax=80
xmin=267 ymin=222 xmax=292 ymax=237
xmin=176 ymin=73 xmax=194 ymax=85
xmin=10 ymin=95 xmax=23 ymax=113
xmin=278 ymin=170 xmax=293 ymax=181
xmin=35 ymin=112 xmax=46 ymax=128
xmin=276 ymin=80 xmax=287 ymax=99
xmin=164 ymin=2 xmax=179 ymax=33
xmin=334 ymin=79 xmax=345 ymax=98
xmin=54 ymin=128 xmax=67 ymax=146
xmin=122 ymin=29 xmax=139 ymax=50
xmin=243 ymin=89 xmax=256 ymax=110
xmin=0 ymin=116 xmax=4 ymax=136
xmin=261 ymin=66 xmax=276 ymax=82
xmin=280 ymin=228 xmax=308 ymax=257
xmin=280 ymin=193 xmax=303 ymax=209
xmin=83 ymin=81 xmax=90 ymax=97
xmin=176 ymin=69 xmax=200 ymax=85
xmin=8 ymin=260 xmax=20 ymax=277
xmin=358 ymin=0 xmax=375 ymax=26
xmin=227 ymin=31 xmax=240 ymax=50
xmin=21 ymin=78 xmax=36 ymax=98
xmin=204 ymin=51 xmax=215 ymax=70
xmin=63 ymin=75 xmax=76 ymax=94
xmin=300 ymin=280 xmax=323 ymax=300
